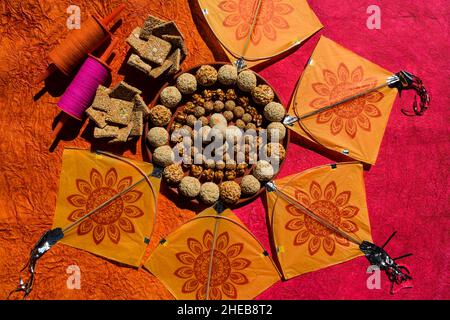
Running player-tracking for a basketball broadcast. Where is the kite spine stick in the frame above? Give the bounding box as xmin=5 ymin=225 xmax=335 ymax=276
xmin=298 ymin=82 xmax=393 ymax=121
xmin=270 ymin=182 xmax=362 ymax=246
xmin=295 ymin=74 xmax=400 ymax=122
xmin=205 ymin=217 xmax=220 ymax=300
xmin=235 ymin=0 xmax=263 ymax=71
xmin=62 ymin=174 xmax=150 ymax=234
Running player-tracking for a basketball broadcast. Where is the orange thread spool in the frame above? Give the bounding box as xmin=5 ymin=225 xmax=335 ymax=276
xmin=38 ymin=4 xmax=125 ymax=82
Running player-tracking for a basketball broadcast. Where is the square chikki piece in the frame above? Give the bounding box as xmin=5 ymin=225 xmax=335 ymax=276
xmin=108 ymin=124 xmax=133 ymax=144
xmin=126 ymin=27 xmax=147 ymax=54
xmin=127 ymin=54 xmax=152 ymax=75
xmin=91 ymin=85 xmax=111 ymax=112
xmin=141 ymin=35 xmax=172 ymax=65
xmin=94 ymin=125 xmax=119 ymax=139
xmin=161 ymin=35 xmax=188 ymax=60
xmin=149 ymin=60 xmax=173 ymax=78
xmin=109 ymin=81 xmax=142 ymax=102
xmin=151 ymin=21 xmax=183 ymax=38
xmin=86 ymin=107 xmax=107 ymax=128
xmin=167 ymin=48 xmax=181 ymax=76
xmin=140 ymin=15 xmax=166 ymax=40
xmin=105 ymin=99 xmax=134 ymax=126
xmin=133 ymin=95 xmax=150 ymax=118
xmin=129 ymin=111 xmax=144 ymax=137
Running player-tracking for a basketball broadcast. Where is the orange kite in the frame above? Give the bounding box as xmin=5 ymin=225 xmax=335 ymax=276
xmin=286 ymin=36 xmax=430 ymax=164
xmin=146 ymin=205 xmax=280 ymax=300
xmin=9 ymin=148 xmax=161 ymax=298
xmin=266 ymin=162 xmax=413 ymax=293
xmin=198 ymin=0 xmax=323 ymax=68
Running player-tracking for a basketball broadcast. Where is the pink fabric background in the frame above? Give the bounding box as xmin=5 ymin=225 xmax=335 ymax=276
xmin=235 ymin=0 xmax=450 ymax=300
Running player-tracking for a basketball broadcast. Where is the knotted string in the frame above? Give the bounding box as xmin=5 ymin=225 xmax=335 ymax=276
xmin=391 ymin=71 xmax=430 ymax=116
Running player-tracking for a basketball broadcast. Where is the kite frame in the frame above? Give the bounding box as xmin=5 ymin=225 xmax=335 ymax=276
xmin=267 ymin=162 xmax=369 ymax=280
xmin=197 ymin=0 xmax=323 ymax=63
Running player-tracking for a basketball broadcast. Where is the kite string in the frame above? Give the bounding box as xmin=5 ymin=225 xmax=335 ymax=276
xmin=205 ymin=217 xmax=220 ymax=300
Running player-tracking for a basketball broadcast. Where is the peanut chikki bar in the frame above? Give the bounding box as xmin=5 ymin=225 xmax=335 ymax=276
xmin=151 ymin=21 xmax=183 ymax=38
xmin=109 ymin=81 xmax=142 ymax=102
xmin=91 ymin=85 xmax=111 ymax=112
xmin=167 ymin=48 xmax=181 ymax=76
xmin=86 ymin=107 xmax=107 ymax=128
xmin=149 ymin=60 xmax=173 ymax=78
xmin=93 ymin=125 xmax=119 ymax=138
xmin=133 ymin=95 xmax=150 ymax=118
xmin=105 ymin=99 xmax=134 ymax=126
xmin=141 ymin=35 xmax=172 ymax=65
xmin=140 ymin=15 xmax=166 ymax=40
xmin=161 ymin=35 xmax=188 ymax=60
xmin=127 ymin=54 xmax=152 ymax=75
xmin=129 ymin=111 xmax=144 ymax=137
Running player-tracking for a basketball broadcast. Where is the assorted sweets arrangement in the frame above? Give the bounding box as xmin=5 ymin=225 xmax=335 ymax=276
xmin=10 ymin=1 xmax=430 ymax=300
xmin=145 ymin=63 xmax=288 ymax=205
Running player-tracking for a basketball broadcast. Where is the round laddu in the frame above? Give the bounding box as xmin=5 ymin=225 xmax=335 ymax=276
xmin=252 ymin=84 xmax=274 ymax=105
xmin=233 ymin=106 xmax=245 ymax=118
xmin=196 ymin=65 xmax=218 ymax=87
xmin=213 ymin=100 xmax=225 ymax=112
xmin=147 ymin=127 xmax=169 ymax=147
xmin=153 ymin=145 xmax=175 ymax=167
xmin=149 ymin=105 xmax=172 ymax=127
xmin=199 ymin=182 xmax=220 ymax=205
xmin=163 ymin=164 xmax=184 ymax=185
xmin=240 ymin=175 xmax=261 ymax=195
xmin=179 ymin=176 xmax=201 ymax=198
xmin=209 ymin=113 xmax=227 ymax=127
xmin=224 ymin=100 xmax=236 ymax=111
xmin=217 ymin=64 xmax=238 ymax=86
xmin=219 ymin=181 xmax=241 ymax=204
xmin=237 ymin=70 xmax=257 ymax=92
xmin=264 ymin=102 xmax=286 ymax=122
xmin=160 ymin=86 xmax=182 ymax=108
xmin=264 ymin=142 xmax=286 ymax=161
xmin=176 ymin=73 xmax=197 ymax=95
xmin=267 ymin=122 xmax=287 ymax=141
xmin=253 ymin=160 xmax=275 ymax=182
xmin=223 ymin=110 xmax=234 ymax=122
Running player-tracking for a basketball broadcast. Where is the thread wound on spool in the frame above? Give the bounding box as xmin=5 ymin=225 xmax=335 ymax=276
xmin=57 ymin=56 xmax=109 ymax=119
xmin=49 ymin=16 xmax=110 ymax=75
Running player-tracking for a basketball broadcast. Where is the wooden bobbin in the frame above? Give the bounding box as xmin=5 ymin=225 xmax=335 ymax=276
xmin=37 ymin=4 xmax=125 ymax=83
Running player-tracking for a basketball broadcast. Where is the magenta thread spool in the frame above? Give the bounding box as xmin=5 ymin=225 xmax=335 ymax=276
xmin=57 ymin=56 xmax=110 ymax=119
xmin=53 ymin=39 xmax=118 ymax=136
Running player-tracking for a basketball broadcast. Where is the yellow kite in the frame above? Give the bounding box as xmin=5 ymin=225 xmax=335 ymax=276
xmin=286 ymin=36 xmax=430 ymax=164
xmin=266 ymin=162 xmax=413 ymax=293
xmin=9 ymin=148 xmax=161 ymax=298
xmin=198 ymin=0 xmax=323 ymax=68
xmin=146 ymin=205 xmax=280 ymax=300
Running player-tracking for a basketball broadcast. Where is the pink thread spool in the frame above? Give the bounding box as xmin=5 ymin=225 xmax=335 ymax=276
xmin=54 ymin=38 xmax=118 ymax=136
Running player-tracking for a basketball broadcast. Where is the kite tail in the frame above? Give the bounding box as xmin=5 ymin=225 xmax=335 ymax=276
xmin=359 ymin=231 xmax=413 ymax=294
xmin=391 ymin=71 xmax=430 ymax=116
xmin=8 ymin=228 xmax=64 ymax=299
